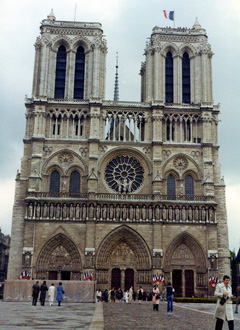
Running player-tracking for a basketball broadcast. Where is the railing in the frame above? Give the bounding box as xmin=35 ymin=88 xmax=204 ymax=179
xmin=26 ymin=192 xmax=87 ymax=199
xmin=26 ymin=192 xmax=215 ymax=203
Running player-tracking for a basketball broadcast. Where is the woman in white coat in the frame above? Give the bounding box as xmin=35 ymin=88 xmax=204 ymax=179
xmin=48 ymin=283 xmax=55 ymax=306
xmin=214 ymin=275 xmax=235 ymax=330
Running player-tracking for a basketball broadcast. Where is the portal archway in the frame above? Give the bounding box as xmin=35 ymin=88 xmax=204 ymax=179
xmin=96 ymin=226 xmax=152 ymax=289
xmin=36 ymin=233 xmax=82 ymax=280
xmin=163 ymin=232 xmax=207 ymax=297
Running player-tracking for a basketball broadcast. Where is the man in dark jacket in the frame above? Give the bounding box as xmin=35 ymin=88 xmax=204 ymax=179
xmin=32 ymin=281 xmax=40 ymax=306
xmin=40 ymin=281 xmax=48 ymax=306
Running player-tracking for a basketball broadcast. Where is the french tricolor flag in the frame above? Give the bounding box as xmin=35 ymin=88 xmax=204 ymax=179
xmin=163 ymin=10 xmax=174 ymax=21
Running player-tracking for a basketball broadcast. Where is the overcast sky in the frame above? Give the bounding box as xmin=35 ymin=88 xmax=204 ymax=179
xmin=0 ymin=0 xmax=239 ymax=253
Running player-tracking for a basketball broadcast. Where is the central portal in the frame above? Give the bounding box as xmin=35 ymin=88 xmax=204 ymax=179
xmin=125 ymin=268 xmax=134 ymax=290
xmin=111 ymin=268 xmax=121 ymax=289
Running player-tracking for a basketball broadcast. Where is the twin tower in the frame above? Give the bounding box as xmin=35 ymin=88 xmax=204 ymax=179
xmin=8 ymin=11 xmax=229 ymax=297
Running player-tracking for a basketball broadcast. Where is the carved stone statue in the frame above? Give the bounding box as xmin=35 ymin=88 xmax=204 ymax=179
xmin=23 ymin=253 xmax=31 ymax=267
xmin=162 ymin=206 xmax=167 ymax=220
xmin=28 ymin=203 xmax=33 ymax=218
xmin=135 ymin=205 xmax=140 ymax=220
xmin=175 ymin=206 xmax=180 ymax=221
xmin=188 ymin=207 xmax=193 ymax=221
xmin=122 ymin=205 xmax=127 ymax=220
xmin=56 ymin=204 xmax=61 ymax=219
xmin=102 ymin=204 xmax=107 ymax=219
xmin=76 ymin=204 xmax=80 ymax=219
xmin=50 ymin=203 xmax=54 ymax=218
xmin=36 ymin=203 xmax=41 ymax=218
xmin=129 ymin=205 xmax=134 ymax=220
xmin=96 ymin=204 xmax=101 ymax=219
xmin=201 ymin=207 xmax=206 ymax=221
xmin=82 ymin=204 xmax=87 ymax=220
xmin=155 ymin=205 xmax=160 ymax=220
xmin=148 ymin=206 xmax=153 ymax=220
xmin=142 ymin=205 xmax=146 ymax=220
xmin=43 ymin=203 xmax=48 ymax=218
xmin=89 ymin=204 xmax=94 ymax=219
xmin=62 ymin=203 xmax=67 ymax=219
xmin=209 ymin=207 xmax=214 ymax=222
xmin=182 ymin=206 xmax=187 ymax=221
xmin=85 ymin=252 xmax=94 ymax=268
xmin=109 ymin=204 xmax=114 ymax=219
xmin=168 ymin=206 xmax=173 ymax=220
xmin=115 ymin=205 xmax=120 ymax=220
xmin=69 ymin=204 xmax=74 ymax=219
xmin=194 ymin=207 xmax=199 ymax=221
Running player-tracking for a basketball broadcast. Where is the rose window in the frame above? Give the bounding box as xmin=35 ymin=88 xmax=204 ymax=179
xmin=105 ymin=155 xmax=144 ymax=193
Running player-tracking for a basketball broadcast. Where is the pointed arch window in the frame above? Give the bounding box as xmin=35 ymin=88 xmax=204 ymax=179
xmin=185 ymin=175 xmax=194 ymax=197
xmin=69 ymin=171 xmax=81 ymax=195
xmin=182 ymin=52 xmax=190 ymax=103
xmin=167 ymin=174 xmax=176 ymax=198
xmin=55 ymin=45 xmax=67 ymax=98
xmin=74 ymin=46 xmax=85 ymax=99
xmin=165 ymin=51 xmax=173 ymax=103
xmin=50 ymin=170 xmax=60 ymax=193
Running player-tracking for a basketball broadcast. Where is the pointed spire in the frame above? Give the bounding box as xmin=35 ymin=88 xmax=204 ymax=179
xmin=193 ymin=17 xmax=201 ymax=30
xmin=113 ymin=52 xmax=119 ymax=101
xmin=47 ymin=9 xmax=56 ymax=21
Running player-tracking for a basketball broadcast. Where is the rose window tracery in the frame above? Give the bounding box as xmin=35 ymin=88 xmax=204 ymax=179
xmin=105 ymin=155 xmax=144 ymax=193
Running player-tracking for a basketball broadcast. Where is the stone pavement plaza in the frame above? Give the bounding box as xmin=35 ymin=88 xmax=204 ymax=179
xmin=0 ymin=301 xmax=240 ymax=330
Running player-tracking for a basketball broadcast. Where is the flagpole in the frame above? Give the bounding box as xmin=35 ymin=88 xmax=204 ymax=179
xmin=174 ymin=10 xmax=175 ymax=28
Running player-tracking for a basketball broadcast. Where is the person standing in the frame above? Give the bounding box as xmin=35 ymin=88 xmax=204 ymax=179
xmin=152 ymin=284 xmax=160 ymax=311
xmin=138 ymin=286 xmax=144 ymax=304
xmin=103 ymin=289 xmax=109 ymax=302
xmin=116 ymin=288 xmax=123 ymax=302
xmin=125 ymin=290 xmax=129 ymax=303
xmin=129 ymin=286 xmax=133 ymax=304
xmin=32 ymin=281 xmax=40 ymax=306
xmin=56 ymin=282 xmax=64 ymax=306
xmin=48 ymin=283 xmax=55 ymax=306
xmin=165 ymin=282 xmax=174 ymax=313
xmin=110 ymin=288 xmax=115 ymax=303
xmin=214 ymin=275 xmax=235 ymax=330
xmin=40 ymin=281 xmax=48 ymax=306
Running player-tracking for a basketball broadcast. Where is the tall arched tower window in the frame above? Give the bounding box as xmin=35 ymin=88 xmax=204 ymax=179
xmin=185 ymin=175 xmax=194 ymax=196
xmin=167 ymin=174 xmax=176 ymax=197
xmin=182 ymin=52 xmax=190 ymax=103
xmin=69 ymin=171 xmax=81 ymax=194
xmin=50 ymin=170 xmax=60 ymax=193
xmin=54 ymin=45 xmax=67 ymax=98
xmin=165 ymin=51 xmax=173 ymax=103
xmin=74 ymin=46 xmax=85 ymax=99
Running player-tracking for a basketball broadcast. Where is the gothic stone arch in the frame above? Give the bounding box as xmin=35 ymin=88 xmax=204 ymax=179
xmin=163 ymin=232 xmax=207 ymax=296
xmin=95 ymin=226 xmax=152 ymax=289
xmin=36 ymin=233 xmax=82 ymax=280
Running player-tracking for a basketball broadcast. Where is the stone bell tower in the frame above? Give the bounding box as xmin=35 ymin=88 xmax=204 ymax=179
xmin=32 ymin=9 xmax=107 ymax=100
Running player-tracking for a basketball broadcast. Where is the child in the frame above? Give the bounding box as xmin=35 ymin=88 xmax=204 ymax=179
xmin=125 ymin=290 xmax=129 ymax=303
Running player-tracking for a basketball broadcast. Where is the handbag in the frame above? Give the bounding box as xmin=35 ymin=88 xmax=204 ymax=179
xmin=156 ymin=295 xmax=160 ymax=299
xmin=219 ymin=297 xmax=227 ymax=305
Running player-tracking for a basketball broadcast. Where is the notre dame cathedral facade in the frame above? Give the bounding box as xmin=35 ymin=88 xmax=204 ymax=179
xmin=7 ymin=11 xmax=230 ymax=297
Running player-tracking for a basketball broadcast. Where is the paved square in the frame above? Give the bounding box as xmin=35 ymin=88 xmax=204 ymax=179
xmin=103 ymin=301 xmax=240 ymax=330
xmin=1 ymin=301 xmax=240 ymax=329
